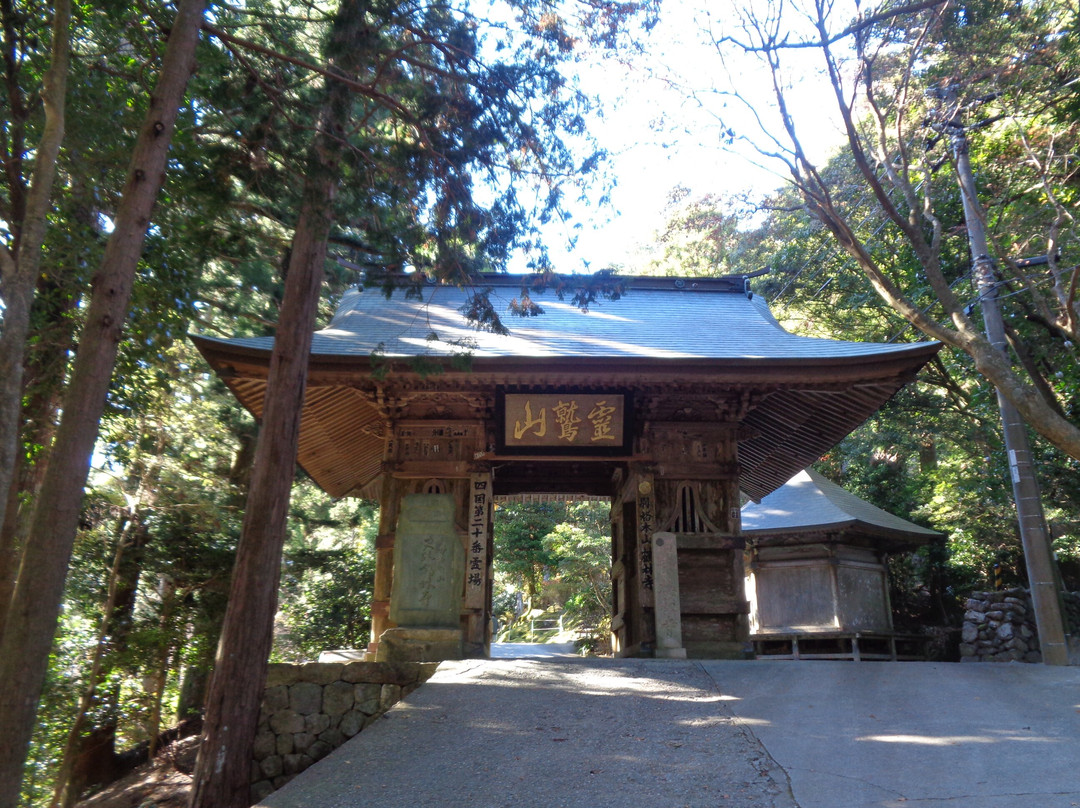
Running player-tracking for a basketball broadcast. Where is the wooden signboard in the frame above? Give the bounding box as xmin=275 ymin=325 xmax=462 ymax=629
xmin=495 ymin=389 xmax=633 ymax=456
xmin=465 ymin=474 xmax=491 ymax=609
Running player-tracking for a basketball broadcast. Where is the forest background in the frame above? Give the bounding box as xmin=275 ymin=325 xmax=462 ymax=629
xmin=0 ymin=0 xmax=1078 ymax=805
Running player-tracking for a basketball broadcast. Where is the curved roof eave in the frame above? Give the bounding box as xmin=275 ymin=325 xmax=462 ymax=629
xmin=191 ymin=333 xmax=941 ymax=376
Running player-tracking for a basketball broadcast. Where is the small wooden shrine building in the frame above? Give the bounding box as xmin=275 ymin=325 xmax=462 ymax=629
xmin=194 ymin=274 xmax=939 ymax=660
xmin=742 ymin=468 xmax=940 ymax=660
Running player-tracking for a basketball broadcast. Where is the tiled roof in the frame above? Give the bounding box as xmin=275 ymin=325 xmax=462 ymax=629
xmin=741 ymin=468 xmax=939 ymax=544
xmin=193 ymin=274 xmax=941 ymax=502
xmin=198 ymin=275 xmax=933 ymax=362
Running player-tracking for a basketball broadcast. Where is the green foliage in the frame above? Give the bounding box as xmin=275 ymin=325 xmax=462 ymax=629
xmin=494 ymin=502 xmax=560 ymax=601
xmin=636 ymin=188 xmax=759 ymax=276
xmin=274 ymin=494 xmax=379 ymax=660
xmin=4 ymin=0 xmax=661 ymax=797
xmin=25 ymin=340 xmax=380 ymax=800
xmin=4 ymin=0 xmax=654 ymax=800
xmin=657 ymin=0 xmax=1080 ymax=620
xmin=637 ymin=0 xmax=1080 ymax=614
xmin=493 ymin=500 xmax=611 ymax=641
xmin=21 ymin=614 xmax=95 ymax=808
xmin=543 ymin=505 xmax=612 ymax=635
xmin=14 ymin=0 xmax=1076 ymax=798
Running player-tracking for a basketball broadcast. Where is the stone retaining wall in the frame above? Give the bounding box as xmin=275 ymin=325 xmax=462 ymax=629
xmin=960 ymin=588 xmax=1080 ymax=663
xmin=250 ymin=660 xmax=438 ymax=803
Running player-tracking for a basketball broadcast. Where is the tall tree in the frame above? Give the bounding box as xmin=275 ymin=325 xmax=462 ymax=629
xmin=0 ymin=1 xmax=207 ymax=802
xmin=635 ymin=188 xmax=757 ymax=277
xmin=187 ymin=3 xmax=365 ymax=802
xmin=495 ymin=503 xmax=560 ymax=605
xmin=695 ymin=0 xmax=1080 ymax=461
xmin=50 ymin=439 xmax=162 ymax=808
xmin=0 ymin=0 xmax=70 ymax=624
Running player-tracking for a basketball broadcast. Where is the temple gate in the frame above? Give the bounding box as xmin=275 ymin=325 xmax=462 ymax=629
xmin=195 ymin=274 xmax=939 ymax=660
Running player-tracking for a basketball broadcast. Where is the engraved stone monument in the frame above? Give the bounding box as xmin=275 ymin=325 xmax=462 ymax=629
xmin=652 ymin=531 xmax=687 ymax=659
xmin=378 ymin=493 xmax=465 ymax=662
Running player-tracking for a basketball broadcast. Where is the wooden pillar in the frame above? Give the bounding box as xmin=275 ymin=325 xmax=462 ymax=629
xmin=609 ymin=469 xmax=656 ymax=657
xmin=643 ymin=422 xmax=748 ymax=658
xmin=609 ymin=510 xmax=625 ymax=656
xmin=610 ymin=471 xmax=641 ymax=656
xmin=722 ymin=474 xmax=751 ymax=646
xmin=635 ymin=475 xmax=657 ymax=609
xmin=634 ymin=474 xmax=656 ymax=653
xmin=369 ymin=474 xmax=401 ymax=655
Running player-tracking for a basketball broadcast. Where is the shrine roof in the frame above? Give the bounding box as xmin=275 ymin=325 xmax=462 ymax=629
xmin=192 ymin=274 xmax=941 ymax=502
xmin=194 ymin=274 xmax=935 ymax=363
xmin=741 ymin=468 xmax=939 ymax=546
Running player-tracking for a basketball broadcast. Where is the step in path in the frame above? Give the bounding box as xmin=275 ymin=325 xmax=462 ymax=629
xmin=257 ymin=658 xmax=1080 ymax=808
xmin=489 ymin=641 xmax=578 ymax=658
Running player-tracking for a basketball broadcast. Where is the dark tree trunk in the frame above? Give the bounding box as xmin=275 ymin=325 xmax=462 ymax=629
xmin=0 ymin=0 xmax=69 ymax=542
xmin=0 ymin=2 xmax=205 ymax=803
xmin=146 ymin=576 xmax=179 ymax=759
xmin=176 ymin=662 xmax=211 ymax=723
xmin=188 ymin=5 xmax=369 ymax=805
xmin=0 ymin=469 xmax=21 ymax=635
xmin=0 ymin=251 xmax=82 ymax=634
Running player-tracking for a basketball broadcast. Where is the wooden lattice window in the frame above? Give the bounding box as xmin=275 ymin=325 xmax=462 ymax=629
xmin=662 ymin=482 xmax=721 ymax=534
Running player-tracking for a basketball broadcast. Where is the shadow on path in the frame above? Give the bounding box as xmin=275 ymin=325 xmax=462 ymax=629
xmin=258 ymin=658 xmax=1080 ymax=808
xmin=257 ymin=658 xmax=794 ymax=808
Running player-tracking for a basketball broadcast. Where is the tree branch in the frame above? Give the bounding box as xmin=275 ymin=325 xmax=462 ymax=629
xmin=718 ymin=0 xmax=948 ymax=52
xmin=201 ymin=20 xmax=433 ymax=150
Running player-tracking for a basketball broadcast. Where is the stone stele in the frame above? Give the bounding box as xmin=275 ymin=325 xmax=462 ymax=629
xmin=389 ymin=493 xmax=464 ymax=629
xmin=652 ymin=531 xmax=687 ymax=659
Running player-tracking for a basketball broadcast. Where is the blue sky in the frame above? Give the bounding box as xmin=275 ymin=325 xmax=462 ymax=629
xmin=535 ymin=0 xmax=852 ymax=273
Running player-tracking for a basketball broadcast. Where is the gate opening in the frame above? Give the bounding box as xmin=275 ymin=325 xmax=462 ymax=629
xmin=491 ymin=496 xmax=612 ymax=657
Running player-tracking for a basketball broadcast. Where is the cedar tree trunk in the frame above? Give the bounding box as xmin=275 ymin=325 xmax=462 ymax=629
xmin=187 ymin=5 xmax=367 ymax=805
xmin=0 ymin=0 xmax=70 ymax=628
xmin=0 ymin=2 xmax=204 ymax=803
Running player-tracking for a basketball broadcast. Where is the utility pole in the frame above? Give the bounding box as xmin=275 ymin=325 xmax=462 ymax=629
xmin=947 ymin=101 xmax=1070 ymax=666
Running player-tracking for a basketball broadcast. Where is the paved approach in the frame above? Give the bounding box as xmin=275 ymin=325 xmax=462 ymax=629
xmin=258 ymin=658 xmax=1080 ymax=808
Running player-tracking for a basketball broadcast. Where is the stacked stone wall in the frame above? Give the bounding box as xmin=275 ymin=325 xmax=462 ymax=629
xmin=960 ymin=588 xmax=1080 ymax=663
xmin=250 ymin=660 xmax=438 ymax=803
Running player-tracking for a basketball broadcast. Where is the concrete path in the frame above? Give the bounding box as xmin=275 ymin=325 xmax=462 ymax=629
xmin=700 ymin=660 xmax=1080 ymax=808
xmin=258 ymin=658 xmax=1080 ymax=808
xmin=258 ymin=658 xmax=794 ymax=808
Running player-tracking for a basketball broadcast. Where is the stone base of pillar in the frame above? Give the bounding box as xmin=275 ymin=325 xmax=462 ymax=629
xmin=375 ymin=627 xmax=464 ymax=663
xmin=684 ymin=640 xmax=754 ymax=660
xmin=655 ymin=646 xmax=687 ymax=659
